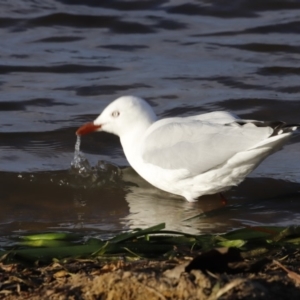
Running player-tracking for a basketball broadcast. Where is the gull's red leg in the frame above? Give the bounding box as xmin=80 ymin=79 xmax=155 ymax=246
xmin=219 ymin=193 xmax=228 ymax=205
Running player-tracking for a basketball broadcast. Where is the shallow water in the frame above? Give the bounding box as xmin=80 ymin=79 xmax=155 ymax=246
xmin=1 ymin=0 xmax=300 ymax=245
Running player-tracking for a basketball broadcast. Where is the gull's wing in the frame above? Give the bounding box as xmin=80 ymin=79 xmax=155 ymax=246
xmin=141 ymin=119 xmax=274 ymax=175
xmin=185 ymin=111 xmax=240 ymax=124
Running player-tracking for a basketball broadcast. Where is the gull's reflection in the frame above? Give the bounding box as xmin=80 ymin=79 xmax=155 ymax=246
xmin=120 ymin=167 xmax=300 ymax=234
xmin=121 ymin=167 xmax=227 ymax=234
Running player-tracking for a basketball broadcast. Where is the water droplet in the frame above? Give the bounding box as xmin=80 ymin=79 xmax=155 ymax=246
xmin=71 ymin=135 xmax=92 ymax=176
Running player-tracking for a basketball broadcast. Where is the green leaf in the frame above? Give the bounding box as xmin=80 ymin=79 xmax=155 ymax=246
xmin=217 ymin=239 xmax=246 ymax=248
xmin=285 ymin=237 xmax=300 ymax=245
xmin=110 ymin=223 xmax=166 ymax=243
xmin=271 ymin=226 xmax=300 ymax=242
xmin=20 ymin=232 xmax=81 ymax=241
xmin=123 ymin=247 xmax=142 ymax=258
xmin=92 ymin=241 xmax=110 ymax=256
xmin=19 ymin=240 xmax=75 ymax=248
xmin=222 ymin=227 xmax=283 ymax=240
xmin=10 ymin=244 xmax=105 ymax=263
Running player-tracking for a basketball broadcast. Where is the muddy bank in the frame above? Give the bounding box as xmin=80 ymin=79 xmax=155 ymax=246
xmin=1 ymin=248 xmax=300 ymax=299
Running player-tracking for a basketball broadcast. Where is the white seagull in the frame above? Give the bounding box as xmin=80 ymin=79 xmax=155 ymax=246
xmin=76 ymin=96 xmax=298 ymax=202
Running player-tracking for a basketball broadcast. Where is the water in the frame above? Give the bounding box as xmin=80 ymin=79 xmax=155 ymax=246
xmin=1 ymin=0 xmax=300 ymax=246
xmin=71 ymin=135 xmax=92 ymax=176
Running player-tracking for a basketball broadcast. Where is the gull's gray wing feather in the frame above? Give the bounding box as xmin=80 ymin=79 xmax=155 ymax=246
xmin=141 ymin=119 xmax=273 ymax=175
xmin=186 ymin=111 xmax=240 ymax=123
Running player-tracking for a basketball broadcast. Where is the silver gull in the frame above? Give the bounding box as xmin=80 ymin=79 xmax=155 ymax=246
xmin=76 ymin=96 xmax=298 ymax=202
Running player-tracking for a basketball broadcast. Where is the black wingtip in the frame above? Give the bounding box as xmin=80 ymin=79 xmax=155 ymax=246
xmin=233 ymin=120 xmax=299 ymax=136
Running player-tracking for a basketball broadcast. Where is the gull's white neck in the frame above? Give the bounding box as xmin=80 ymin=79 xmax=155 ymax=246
xmin=120 ymin=118 xmax=154 ymax=170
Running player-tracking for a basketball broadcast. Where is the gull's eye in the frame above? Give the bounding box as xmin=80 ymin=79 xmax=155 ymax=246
xmin=112 ymin=111 xmax=120 ymax=118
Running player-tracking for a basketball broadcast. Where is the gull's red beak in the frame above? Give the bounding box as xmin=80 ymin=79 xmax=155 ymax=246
xmin=76 ymin=122 xmax=101 ymax=135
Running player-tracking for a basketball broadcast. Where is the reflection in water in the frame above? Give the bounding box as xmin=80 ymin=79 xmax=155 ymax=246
xmin=1 ymin=160 xmax=300 ymax=247
xmin=121 ymin=168 xmax=226 ymax=234
xmin=122 ymin=168 xmax=300 ymax=233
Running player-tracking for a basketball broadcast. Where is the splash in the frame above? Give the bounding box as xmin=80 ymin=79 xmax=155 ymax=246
xmin=70 ymin=135 xmax=121 ymax=184
xmin=70 ymin=135 xmax=92 ymax=177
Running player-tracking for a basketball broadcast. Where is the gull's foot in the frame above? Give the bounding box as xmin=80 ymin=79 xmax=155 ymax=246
xmin=219 ymin=193 xmax=228 ymax=205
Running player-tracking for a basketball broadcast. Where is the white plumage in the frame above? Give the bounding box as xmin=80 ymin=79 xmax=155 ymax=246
xmin=76 ymin=96 xmax=298 ymax=202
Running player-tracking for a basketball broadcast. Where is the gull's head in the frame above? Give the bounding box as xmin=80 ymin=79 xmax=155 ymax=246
xmin=76 ymin=96 xmax=157 ymax=137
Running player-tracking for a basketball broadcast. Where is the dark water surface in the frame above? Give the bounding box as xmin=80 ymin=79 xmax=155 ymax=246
xmin=1 ymin=0 xmax=300 ymax=245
